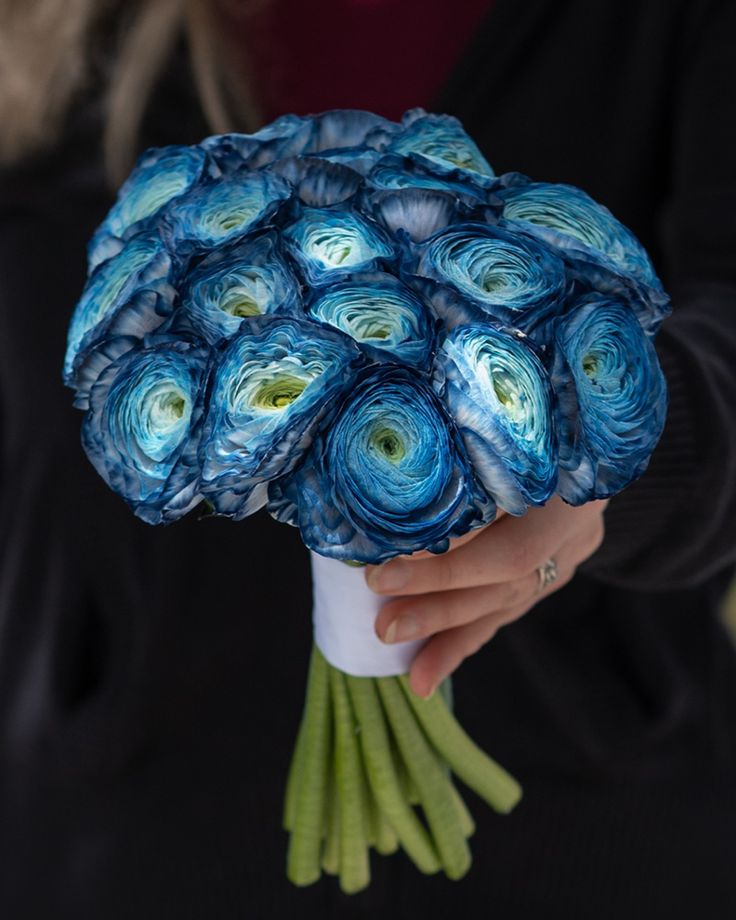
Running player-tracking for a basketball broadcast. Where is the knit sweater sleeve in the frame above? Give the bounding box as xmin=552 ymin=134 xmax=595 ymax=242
xmin=581 ymin=0 xmax=736 ymax=590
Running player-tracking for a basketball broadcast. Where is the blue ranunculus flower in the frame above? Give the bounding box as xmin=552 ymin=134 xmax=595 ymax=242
xmin=283 ymin=206 xmax=395 ymax=286
xmin=312 ymin=146 xmax=383 ymax=176
xmin=81 ymin=335 xmax=211 ymax=524
xmin=414 ymin=222 xmax=567 ymax=333
xmin=269 ymin=157 xmax=363 ymax=207
xmin=199 ymin=316 xmax=363 ymax=519
xmin=160 ymin=171 xmax=292 ymax=254
xmin=71 ymin=289 xmax=179 ymax=409
xmin=386 ymin=109 xmax=495 ymax=183
xmin=365 ymin=187 xmax=461 ymax=244
xmin=66 ymin=109 xmax=671 ymax=557
xmin=268 ymin=364 xmax=492 ymax=563
xmin=64 ymin=231 xmax=176 ymax=386
xmin=178 ymin=231 xmax=302 ymax=345
xmin=303 ymin=109 xmax=398 ymax=155
xmin=550 ymin=293 xmax=667 ymax=503
xmin=497 ymin=179 xmax=670 ymax=334
xmin=202 ymin=110 xmax=396 ymax=175
xmin=87 ymin=145 xmax=211 ymax=272
xmin=201 ymin=114 xmax=316 ymax=172
xmin=367 ymin=154 xmax=489 ymax=205
xmin=307 ymin=272 xmax=435 ymax=367
xmin=434 ymin=323 xmax=558 ymax=514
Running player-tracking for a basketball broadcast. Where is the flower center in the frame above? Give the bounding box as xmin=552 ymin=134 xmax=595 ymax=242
xmin=357 ymin=321 xmax=391 ymax=340
xmin=582 ymin=352 xmax=599 ymax=380
xmin=252 ymin=374 xmax=308 ymax=410
xmin=311 ymin=232 xmax=355 ymax=267
xmin=491 ymin=367 xmax=528 ymax=421
xmin=221 ymin=291 xmax=261 ymax=318
xmin=148 ymin=387 xmax=187 ymax=430
xmin=479 ymin=269 xmax=506 ymax=293
xmin=369 ymin=425 xmax=406 ymax=462
xmin=217 ymin=209 xmax=255 ymax=232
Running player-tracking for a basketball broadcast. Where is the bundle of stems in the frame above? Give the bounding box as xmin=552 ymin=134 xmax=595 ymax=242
xmin=284 ymin=645 xmax=522 ymax=894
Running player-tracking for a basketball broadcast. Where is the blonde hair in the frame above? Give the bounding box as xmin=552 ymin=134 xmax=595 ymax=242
xmin=0 ymin=0 xmax=262 ymax=185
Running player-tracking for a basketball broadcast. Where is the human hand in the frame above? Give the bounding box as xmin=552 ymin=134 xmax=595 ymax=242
xmin=365 ymin=497 xmax=608 ymax=698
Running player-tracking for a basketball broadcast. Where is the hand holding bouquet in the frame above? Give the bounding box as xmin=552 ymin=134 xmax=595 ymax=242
xmin=64 ymin=108 xmax=668 ymax=893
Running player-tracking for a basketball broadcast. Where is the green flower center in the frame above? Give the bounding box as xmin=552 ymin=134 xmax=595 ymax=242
xmin=360 ymin=322 xmax=391 ymax=340
xmin=311 ymin=234 xmax=354 ymax=266
xmin=479 ymin=270 xmax=506 ymax=293
xmin=582 ymin=353 xmax=599 ymax=379
xmin=148 ymin=387 xmax=187 ymax=429
xmin=444 ymin=151 xmax=473 ymax=169
xmin=252 ymin=374 xmax=308 ymax=410
xmin=218 ymin=209 xmax=254 ymax=232
xmin=492 ymin=369 xmax=517 ymax=408
xmin=167 ymin=394 xmax=186 ymax=419
xmin=369 ymin=426 xmax=406 ymax=462
xmin=221 ymin=291 xmax=261 ymax=318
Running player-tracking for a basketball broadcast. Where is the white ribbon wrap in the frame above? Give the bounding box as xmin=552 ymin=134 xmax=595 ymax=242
xmin=311 ymin=550 xmax=425 ymax=677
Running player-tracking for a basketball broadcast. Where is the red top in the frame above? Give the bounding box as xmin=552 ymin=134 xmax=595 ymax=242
xmin=228 ymin=0 xmax=493 ymax=122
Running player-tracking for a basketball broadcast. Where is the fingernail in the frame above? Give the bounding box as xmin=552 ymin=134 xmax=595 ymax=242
xmin=366 ymin=559 xmax=410 ymax=593
xmin=383 ymin=614 xmax=419 ymax=644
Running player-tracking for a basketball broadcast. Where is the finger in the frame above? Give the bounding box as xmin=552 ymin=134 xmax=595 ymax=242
xmin=405 ymin=526 xmax=606 ymax=696
xmin=375 ymin=566 xmax=540 ymax=644
xmin=407 ymin=610 xmax=515 ymax=698
xmin=366 ymin=496 xmax=586 ymax=596
xmin=377 ymin=529 xmax=589 ymax=645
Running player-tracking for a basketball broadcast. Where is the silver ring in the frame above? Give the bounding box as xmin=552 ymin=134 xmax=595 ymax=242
xmin=536 ymin=558 xmax=558 ymax=593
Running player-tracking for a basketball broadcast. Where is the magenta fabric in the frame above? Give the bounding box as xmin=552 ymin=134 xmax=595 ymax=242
xmin=231 ymin=0 xmax=493 ymax=121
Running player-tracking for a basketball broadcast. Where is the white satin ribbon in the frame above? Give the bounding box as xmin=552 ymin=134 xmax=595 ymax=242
xmin=310 ymin=550 xmax=425 ymax=677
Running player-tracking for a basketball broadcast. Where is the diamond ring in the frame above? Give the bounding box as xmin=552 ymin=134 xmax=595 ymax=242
xmin=536 ymin=558 xmax=558 ymax=593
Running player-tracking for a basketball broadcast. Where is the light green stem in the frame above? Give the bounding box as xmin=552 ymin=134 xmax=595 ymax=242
xmin=330 ymin=667 xmax=371 ymax=894
xmin=286 ymin=646 xmax=332 ymax=887
xmin=346 ymin=675 xmax=440 ymax=874
xmin=377 ymin=677 xmax=471 ymax=880
xmin=391 ymin=734 xmax=421 ymax=806
xmin=399 ymin=675 xmax=522 ymax=814
xmin=283 ymin=708 xmax=308 ymax=832
xmin=371 ymin=797 xmax=399 ymax=856
xmin=321 ymin=757 xmax=341 ymax=876
xmin=439 ymin=676 xmax=454 ymax=712
xmin=447 ymin=780 xmax=475 ymax=838
xmin=359 ymin=752 xmax=375 ymax=849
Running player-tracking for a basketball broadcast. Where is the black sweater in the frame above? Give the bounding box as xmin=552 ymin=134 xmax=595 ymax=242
xmin=0 ymin=1 xmax=735 ymax=918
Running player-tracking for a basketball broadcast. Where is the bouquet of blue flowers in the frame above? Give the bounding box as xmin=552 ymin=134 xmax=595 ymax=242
xmin=64 ymin=108 xmax=669 ymax=893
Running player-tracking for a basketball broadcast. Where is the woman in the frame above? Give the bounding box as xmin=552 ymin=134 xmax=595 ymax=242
xmin=0 ymin=1 xmax=734 ymax=917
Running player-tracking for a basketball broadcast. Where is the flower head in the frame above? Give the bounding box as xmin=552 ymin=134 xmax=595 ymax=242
xmin=498 ymin=179 xmax=670 ymax=333
xmin=199 ymin=316 xmax=363 ymax=518
xmin=64 ymin=232 xmax=175 ymax=385
xmin=550 ymin=294 xmax=667 ymax=503
xmin=308 ymin=272 xmax=435 ymax=367
xmin=415 ymin=222 xmax=566 ymax=334
xmin=269 ymin=365 xmax=491 ymax=562
xmin=81 ymin=335 xmax=211 ymax=523
xmin=388 ymin=109 xmax=495 ymax=181
xmin=160 ymin=171 xmax=292 ymax=254
xmin=283 ymin=206 xmax=395 ymax=285
xmin=435 ymin=323 xmax=558 ymax=513
xmin=87 ymin=145 xmax=211 ymax=271
xmin=178 ymin=231 xmax=301 ymax=345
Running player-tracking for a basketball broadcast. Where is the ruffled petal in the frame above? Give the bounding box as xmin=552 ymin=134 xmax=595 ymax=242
xmin=268 ymin=364 xmax=492 ymax=562
xmin=81 ymin=336 xmax=211 ymax=523
xmin=549 ymin=294 xmax=668 ymax=502
xmin=199 ymin=316 xmax=363 ymax=519
xmin=434 ymin=323 xmax=558 ymax=513
xmin=307 ymin=271 xmax=435 ymax=367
